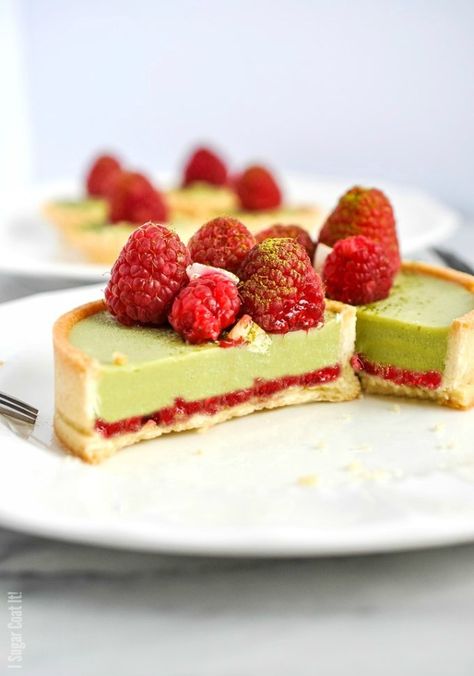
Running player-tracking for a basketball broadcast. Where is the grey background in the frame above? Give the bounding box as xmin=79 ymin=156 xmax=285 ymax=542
xmin=12 ymin=0 xmax=474 ymax=213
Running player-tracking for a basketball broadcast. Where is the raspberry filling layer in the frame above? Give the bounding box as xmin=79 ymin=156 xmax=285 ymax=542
xmin=95 ymin=364 xmax=341 ymax=438
xmin=352 ymin=354 xmax=442 ymax=390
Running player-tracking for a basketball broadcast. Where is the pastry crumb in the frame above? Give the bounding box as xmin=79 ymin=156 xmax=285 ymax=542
xmin=341 ymin=413 xmax=352 ymax=423
xmin=354 ymin=443 xmax=372 ymax=453
xmin=192 ymin=449 xmax=204 ymax=456
xmin=437 ymin=440 xmax=456 ymax=451
xmin=389 ymin=404 xmax=401 ymax=414
xmin=314 ymin=440 xmax=327 ymax=450
xmin=431 ymin=423 xmax=446 ymax=434
xmin=112 ymin=351 xmax=128 ymax=365
xmin=297 ymin=474 xmax=319 ymax=487
xmin=344 ymin=460 xmax=392 ymax=482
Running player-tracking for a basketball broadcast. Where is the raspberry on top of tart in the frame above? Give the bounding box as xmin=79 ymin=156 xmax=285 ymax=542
xmin=319 ymin=186 xmax=400 ymax=273
xmin=53 ymin=221 xmax=359 ymax=462
xmin=86 ymin=153 xmax=122 ymax=198
xmin=166 ymin=145 xmax=238 ymax=220
xmin=188 ymin=216 xmax=256 ymax=274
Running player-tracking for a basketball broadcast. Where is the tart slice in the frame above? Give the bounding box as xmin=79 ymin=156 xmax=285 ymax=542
xmin=53 ymin=223 xmax=359 ymax=462
xmin=353 ymin=261 xmax=474 ymax=409
xmin=53 ymin=299 xmax=359 ymax=463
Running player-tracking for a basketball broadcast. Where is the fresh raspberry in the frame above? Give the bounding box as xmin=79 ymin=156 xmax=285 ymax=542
xmin=86 ymin=154 xmax=122 ymax=197
xmin=319 ymin=186 xmax=400 ymax=272
xmin=323 ymin=235 xmax=395 ymax=305
xmin=107 ymin=171 xmax=168 ymax=224
xmin=105 ymin=222 xmax=190 ymax=325
xmin=169 ymin=272 xmax=241 ymax=344
xmin=235 ymin=165 xmax=282 ymax=211
xmin=239 ymin=238 xmax=325 ymax=333
xmin=256 ymin=223 xmax=315 ymax=258
xmin=182 ymin=146 xmax=228 ymax=187
xmin=188 ymin=217 xmax=256 ymax=274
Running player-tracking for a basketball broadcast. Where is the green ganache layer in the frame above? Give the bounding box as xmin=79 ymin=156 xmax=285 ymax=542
xmin=356 ymin=271 xmax=474 ymax=372
xmin=69 ymin=311 xmax=342 ymax=423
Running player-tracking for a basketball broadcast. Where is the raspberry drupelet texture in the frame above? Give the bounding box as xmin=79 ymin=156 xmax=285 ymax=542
xmin=182 ymin=147 xmax=228 ymax=187
xmin=105 ymin=222 xmax=190 ymax=325
xmin=239 ymin=238 xmax=325 ymax=333
xmin=169 ymin=272 xmax=241 ymax=344
xmin=188 ymin=217 xmax=256 ymax=274
xmin=108 ymin=171 xmax=168 ymax=225
xmin=235 ymin=165 xmax=282 ymax=211
xmin=86 ymin=154 xmax=122 ymax=197
xmin=256 ymin=223 xmax=315 ymax=258
xmin=323 ymin=235 xmax=395 ymax=305
xmin=319 ymin=186 xmax=400 ymax=273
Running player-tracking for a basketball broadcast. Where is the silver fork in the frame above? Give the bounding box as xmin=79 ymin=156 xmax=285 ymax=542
xmin=0 ymin=391 xmax=38 ymax=425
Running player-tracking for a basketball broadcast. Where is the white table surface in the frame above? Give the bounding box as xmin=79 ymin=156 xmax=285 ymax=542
xmin=1 ymin=225 xmax=474 ymax=676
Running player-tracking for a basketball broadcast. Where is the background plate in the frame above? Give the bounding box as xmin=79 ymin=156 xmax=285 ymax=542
xmin=1 ymin=285 xmax=474 ymax=556
xmin=0 ymin=173 xmax=460 ymax=281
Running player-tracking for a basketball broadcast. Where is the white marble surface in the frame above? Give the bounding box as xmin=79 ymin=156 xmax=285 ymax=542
xmin=1 ymin=226 xmax=474 ymax=675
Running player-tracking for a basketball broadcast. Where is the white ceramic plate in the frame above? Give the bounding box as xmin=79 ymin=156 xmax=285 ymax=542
xmin=0 ymin=174 xmax=459 ymax=281
xmin=1 ymin=285 xmax=474 ymax=557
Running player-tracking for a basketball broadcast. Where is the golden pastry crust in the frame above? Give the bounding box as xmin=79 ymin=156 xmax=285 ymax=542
xmin=52 ymin=206 xmax=324 ymax=266
xmin=65 ymin=223 xmax=136 ymax=265
xmin=53 ymin=300 xmax=359 ymax=462
xmin=42 ymin=199 xmax=107 ymax=234
xmin=166 ymin=185 xmax=238 ymax=219
xmin=358 ymin=373 xmax=474 ymax=410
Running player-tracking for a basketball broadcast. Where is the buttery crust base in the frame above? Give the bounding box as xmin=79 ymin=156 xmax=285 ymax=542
xmin=166 ymin=185 xmax=238 ymax=219
xmin=53 ymin=300 xmax=358 ymax=462
xmin=358 ymin=373 xmax=474 ymax=410
xmin=42 ymin=199 xmax=107 ymax=234
xmin=64 ymin=205 xmax=324 ymax=265
xmin=356 ymin=261 xmax=474 ymax=409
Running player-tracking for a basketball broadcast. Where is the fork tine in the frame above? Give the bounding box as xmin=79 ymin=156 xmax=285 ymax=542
xmin=0 ymin=391 xmax=38 ymax=416
xmin=0 ymin=398 xmax=38 ymax=422
xmin=0 ymin=404 xmax=37 ymax=425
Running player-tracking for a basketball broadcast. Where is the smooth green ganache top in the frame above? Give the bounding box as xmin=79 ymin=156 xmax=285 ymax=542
xmin=70 ymin=311 xmax=341 ymax=422
xmin=356 ymin=271 xmax=474 ymax=372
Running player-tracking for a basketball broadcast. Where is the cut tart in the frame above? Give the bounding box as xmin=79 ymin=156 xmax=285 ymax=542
xmin=353 ymin=261 xmax=474 ymax=409
xmin=53 ymin=224 xmax=359 ymax=462
xmin=53 ymin=299 xmax=359 ymax=463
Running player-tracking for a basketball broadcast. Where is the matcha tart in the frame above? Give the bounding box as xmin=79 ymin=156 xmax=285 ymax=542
xmin=53 ymin=299 xmax=359 ymax=463
xmin=353 ymin=261 xmax=474 ymax=409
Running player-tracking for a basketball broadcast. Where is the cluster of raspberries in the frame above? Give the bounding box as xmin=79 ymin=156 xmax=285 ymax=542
xmin=87 ymin=146 xmax=284 ymax=225
xmin=86 ymin=155 xmax=168 ymax=225
xmin=105 ymin=218 xmax=325 ymax=343
xmin=183 ymin=146 xmax=282 ymax=211
xmin=105 ymin=186 xmax=399 ymax=342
